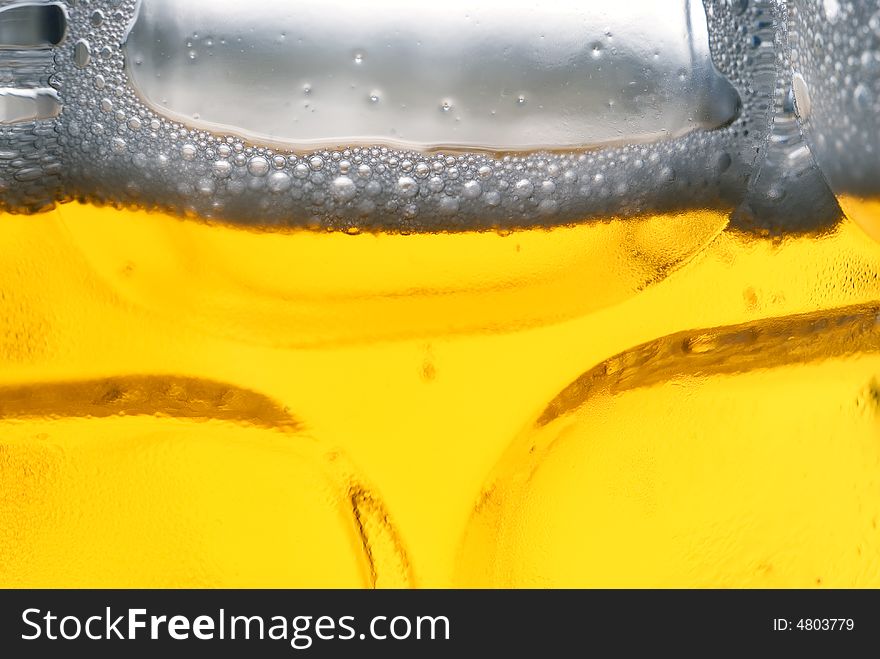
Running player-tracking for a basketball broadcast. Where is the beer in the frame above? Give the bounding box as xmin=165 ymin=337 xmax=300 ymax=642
xmin=1 ymin=0 xmax=880 ymax=588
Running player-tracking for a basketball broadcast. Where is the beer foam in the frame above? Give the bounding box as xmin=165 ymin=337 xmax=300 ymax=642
xmin=0 ymin=1 xmax=847 ymax=233
xmin=790 ymin=0 xmax=880 ymax=199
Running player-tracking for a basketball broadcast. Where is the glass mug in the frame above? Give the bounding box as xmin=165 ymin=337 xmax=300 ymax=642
xmin=2 ymin=0 xmax=879 ymax=587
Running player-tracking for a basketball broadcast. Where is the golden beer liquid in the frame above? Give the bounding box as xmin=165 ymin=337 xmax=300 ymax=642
xmin=2 ymin=199 xmax=880 ymax=587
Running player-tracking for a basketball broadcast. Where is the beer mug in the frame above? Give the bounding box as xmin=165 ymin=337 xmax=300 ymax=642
xmin=1 ymin=0 xmax=879 ymax=587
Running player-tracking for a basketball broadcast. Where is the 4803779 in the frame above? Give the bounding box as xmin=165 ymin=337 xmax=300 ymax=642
xmin=773 ymin=619 xmax=855 ymax=632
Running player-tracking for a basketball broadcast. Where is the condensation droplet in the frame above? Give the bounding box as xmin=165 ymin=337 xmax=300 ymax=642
xmin=74 ymin=40 xmax=91 ymax=69
xmin=515 ymin=179 xmax=534 ymax=197
xmin=197 ymin=177 xmax=215 ymax=195
xmin=180 ymin=143 xmax=197 ymax=160
xmin=462 ymin=180 xmax=482 ymax=199
xmin=247 ymin=156 xmax=270 ymax=176
xmin=267 ymin=171 xmax=292 ymax=192
xmin=870 ymin=11 xmax=880 ymax=38
xmin=822 ymin=0 xmax=841 ymax=23
xmin=715 ymin=151 xmax=732 ymax=174
xmin=438 ymin=196 xmax=460 ymax=214
xmin=854 ymin=83 xmax=874 ymax=112
xmin=212 ymin=160 xmax=232 ymax=178
xmin=792 ymin=71 xmax=812 ymax=120
xmin=331 ymin=176 xmax=357 ymax=201
xmin=538 ymin=199 xmax=559 ymax=215
xmin=397 ymin=176 xmax=419 ymax=197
